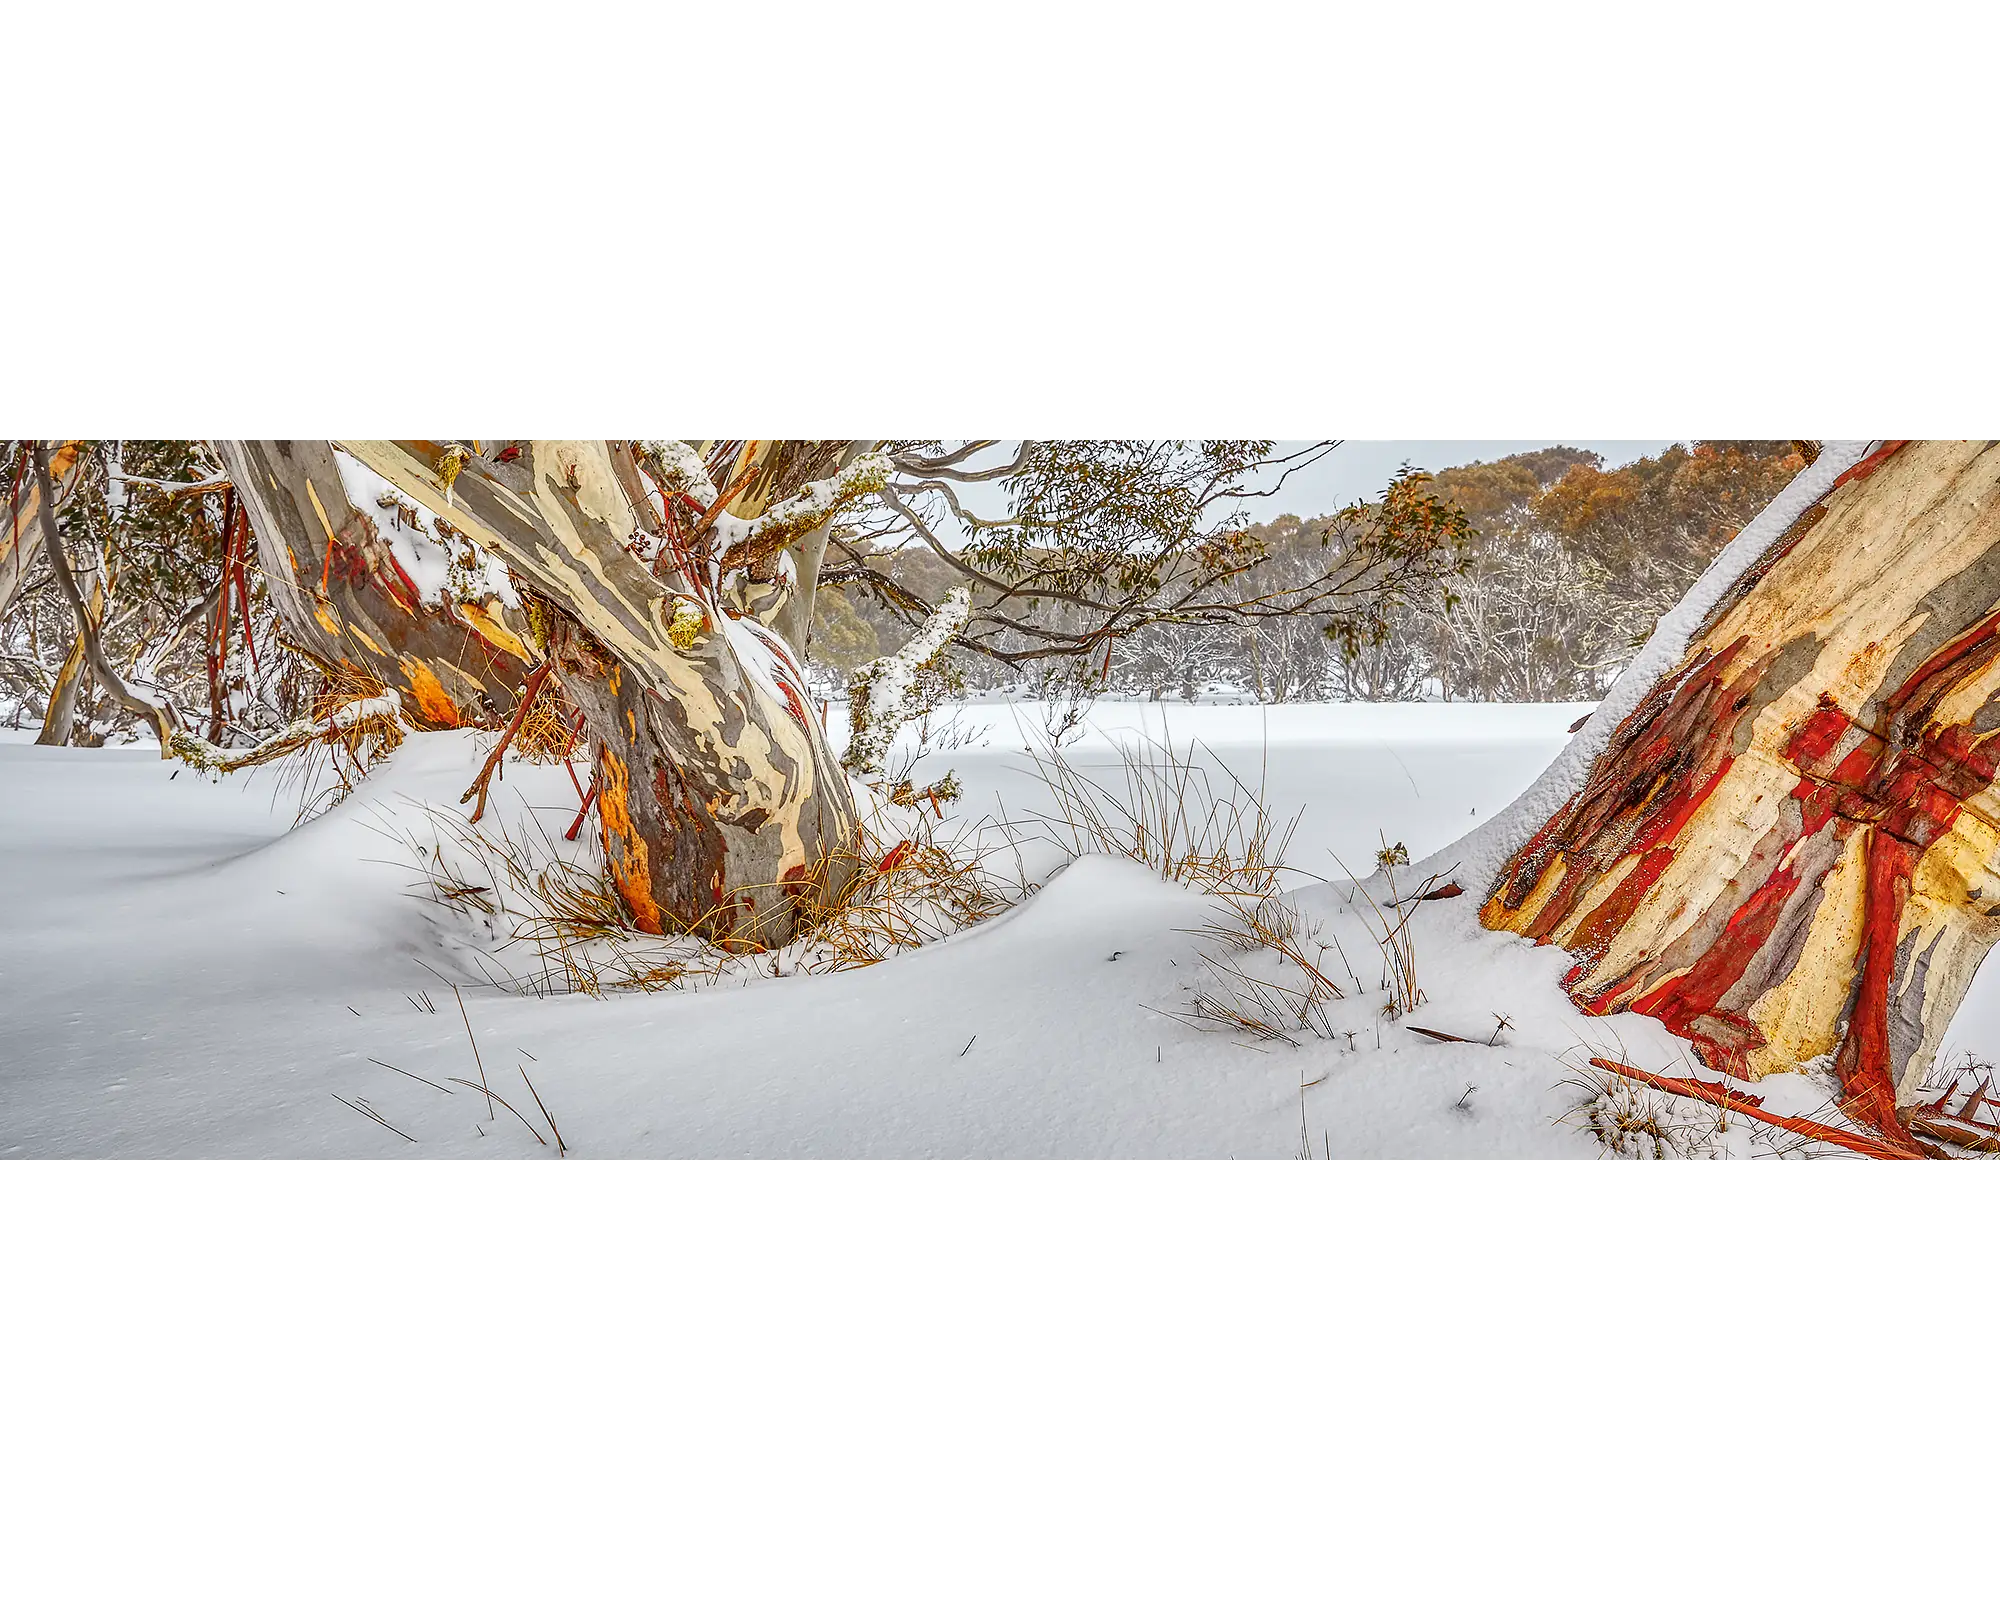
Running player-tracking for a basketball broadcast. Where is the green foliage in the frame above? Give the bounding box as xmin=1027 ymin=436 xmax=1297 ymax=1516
xmin=1319 ymin=467 xmax=1476 ymax=659
xmin=804 ymin=583 xmax=881 ymax=674
xmin=1 ymin=441 xmax=281 ymax=742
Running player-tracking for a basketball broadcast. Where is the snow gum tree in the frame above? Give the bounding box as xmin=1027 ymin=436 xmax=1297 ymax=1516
xmin=3 ymin=441 xmax=301 ymax=749
xmin=208 ymin=439 xmax=1475 ymax=950
xmin=1480 ymin=441 xmax=2000 ymax=1151
xmin=217 ymin=439 xmax=873 ymax=948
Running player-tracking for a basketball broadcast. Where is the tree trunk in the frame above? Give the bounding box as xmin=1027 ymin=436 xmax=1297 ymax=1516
xmin=227 ymin=440 xmax=865 ymax=949
xmin=35 ymin=554 xmax=105 ymax=746
xmin=1 ymin=441 xmax=84 ymax=618
xmin=1481 ymin=441 xmax=2000 ymax=1148
xmin=214 ymin=440 xmax=535 ymax=727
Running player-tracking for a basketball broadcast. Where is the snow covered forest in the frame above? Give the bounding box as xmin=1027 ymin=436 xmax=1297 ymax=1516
xmin=833 ymin=441 xmax=1811 ymax=706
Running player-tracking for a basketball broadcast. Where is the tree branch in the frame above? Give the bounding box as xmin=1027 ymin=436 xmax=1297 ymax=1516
xmin=31 ymin=444 xmax=177 ymax=753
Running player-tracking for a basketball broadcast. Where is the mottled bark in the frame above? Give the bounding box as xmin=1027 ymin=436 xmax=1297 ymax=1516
xmin=215 ymin=441 xmax=533 ymax=727
xmin=1484 ymin=441 xmax=2000 ymax=1148
xmin=1 ymin=441 xmax=83 ymax=618
xmin=316 ymin=441 xmax=863 ymax=947
xmin=35 ymin=556 xmax=104 ymax=746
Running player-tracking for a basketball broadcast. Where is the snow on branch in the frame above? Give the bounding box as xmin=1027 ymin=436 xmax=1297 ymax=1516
xmin=637 ymin=440 xmax=721 ymax=510
xmin=331 ymin=450 xmax=518 ymax=610
xmin=715 ymin=451 xmax=892 ymax=571
xmin=843 ymin=586 xmax=970 ymax=779
xmin=172 ymin=690 xmax=405 ymax=775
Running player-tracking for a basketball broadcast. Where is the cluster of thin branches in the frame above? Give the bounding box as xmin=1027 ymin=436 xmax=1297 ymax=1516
xmin=821 ymin=442 xmax=1473 ymax=674
xmin=1 ymin=439 xmax=316 ymax=749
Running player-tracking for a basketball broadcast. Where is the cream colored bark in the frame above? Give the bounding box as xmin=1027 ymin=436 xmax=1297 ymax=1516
xmin=1483 ymin=441 xmax=2000 ymax=1148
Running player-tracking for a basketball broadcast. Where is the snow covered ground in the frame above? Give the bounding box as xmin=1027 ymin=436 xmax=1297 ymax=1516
xmin=6 ymin=698 xmax=1988 ymax=1158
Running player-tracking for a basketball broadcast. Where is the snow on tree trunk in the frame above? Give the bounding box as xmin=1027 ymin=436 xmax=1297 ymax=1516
xmin=236 ymin=440 xmax=864 ymax=948
xmin=1480 ymin=441 xmax=2000 ymax=1148
xmin=215 ymin=441 xmax=535 ymax=728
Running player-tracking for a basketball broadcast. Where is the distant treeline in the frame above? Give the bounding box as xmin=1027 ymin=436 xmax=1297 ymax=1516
xmin=816 ymin=441 xmax=1807 ymax=702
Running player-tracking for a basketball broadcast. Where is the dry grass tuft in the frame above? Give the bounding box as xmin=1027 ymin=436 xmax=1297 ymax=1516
xmin=369 ymin=802 xmax=692 ymax=996
xmin=1555 ymin=1054 xmax=1865 ymax=1160
xmin=1012 ymin=727 xmax=1440 ymax=1053
xmin=511 ymin=677 xmax=582 ymax=765
xmin=786 ymin=833 xmax=1017 ymax=973
xmin=286 ymin=661 xmax=406 ymax=814
xmin=176 ymin=657 xmax=406 ymax=823
xmin=1018 ymin=724 xmax=1298 ymax=899
xmin=382 ymin=795 xmax=1018 ymax=998
xmin=1184 ymin=895 xmax=1352 ymax=1046
xmin=1558 ymin=1062 xmax=1732 ymax=1159
xmin=1327 ymin=837 xmax=1432 ymax=1020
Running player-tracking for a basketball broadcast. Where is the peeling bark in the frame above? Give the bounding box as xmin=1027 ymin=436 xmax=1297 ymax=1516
xmin=232 ymin=440 xmax=863 ymax=948
xmin=35 ymin=554 xmax=105 ymax=746
xmin=1484 ymin=441 xmax=2000 ymax=1147
xmin=215 ymin=440 xmax=533 ymax=727
xmin=1 ymin=442 xmax=83 ymax=618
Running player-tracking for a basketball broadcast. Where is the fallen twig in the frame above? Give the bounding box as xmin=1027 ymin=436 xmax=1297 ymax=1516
xmin=1909 ymin=1115 xmax=2000 ymax=1155
xmin=519 ymin=1066 xmax=567 ymax=1157
xmin=332 ymin=1092 xmax=415 ymax=1143
xmin=369 ymin=1056 xmax=452 ymax=1094
xmin=565 ymin=777 xmax=599 ymax=842
xmin=446 ymin=1078 xmax=548 ymax=1145
xmin=462 ymin=658 xmax=555 ymax=823
xmin=455 ymin=985 xmax=492 ymax=1120
xmin=1588 ymin=1058 xmax=1925 ymax=1160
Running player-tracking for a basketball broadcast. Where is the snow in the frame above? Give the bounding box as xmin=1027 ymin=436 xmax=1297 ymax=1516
xmin=330 ymin=449 xmax=519 ymax=610
xmin=638 ymin=439 xmax=719 ymax=508
xmin=1418 ymin=441 xmax=1878 ymax=894
xmin=717 ymin=611 xmax=809 ymax=716
xmin=711 ymin=451 xmax=892 ymax=562
xmin=3 ymin=696 xmax=1976 ymax=1158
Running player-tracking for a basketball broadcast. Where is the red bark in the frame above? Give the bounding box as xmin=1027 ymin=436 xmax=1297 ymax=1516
xmin=1488 ymin=442 xmax=2000 ymax=1146
xmin=1587 ymin=1059 xmax=1927 ymax=1160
